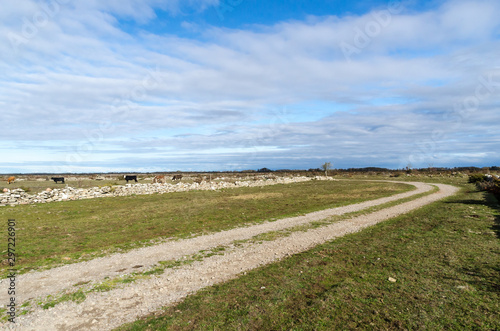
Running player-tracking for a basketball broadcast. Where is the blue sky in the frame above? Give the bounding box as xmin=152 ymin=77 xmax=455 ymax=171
xmin=1 ymin=0 xmax=500 ymax=173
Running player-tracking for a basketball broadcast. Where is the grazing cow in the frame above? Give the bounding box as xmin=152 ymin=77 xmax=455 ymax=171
xmin=7 ymin=176 xmax=15 ymax=184
xmin=172 ymin=174 xmax=183 ymax=181
xmin=51 ymin=177 xmax=65 ymax=184
xmin=124 ymin=175 xmax=138 ymax=183
xmin=153 ymin=175 xmax=166 ymax=184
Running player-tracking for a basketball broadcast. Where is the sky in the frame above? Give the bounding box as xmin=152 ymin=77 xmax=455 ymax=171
xmin=1 ymin=0 xmax=500 ymax=173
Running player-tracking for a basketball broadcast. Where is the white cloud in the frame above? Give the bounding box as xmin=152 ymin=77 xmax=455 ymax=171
xmin=1 ymin=0 xmax=500 ymax=172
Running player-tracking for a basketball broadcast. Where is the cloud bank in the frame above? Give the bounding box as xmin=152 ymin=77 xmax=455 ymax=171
xmin=1 ymin=0 xmax=500 ymax=173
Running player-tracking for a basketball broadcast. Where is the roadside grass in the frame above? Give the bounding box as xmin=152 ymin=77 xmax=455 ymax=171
xmin=0 ymin=180 xmax=412 ymax=277
xmin=345 ymin=173 xmax=468 ymax=187
xmin=235 ymin=185 xmax=441 ymax=246
xmin=118 ymin=184 xmax=500 ymax=330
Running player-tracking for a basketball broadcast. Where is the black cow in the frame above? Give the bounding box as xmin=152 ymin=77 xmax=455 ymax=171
xmin=172 ymin=174 xmax=183 ymax=181
xmin=51 ymin=177 xmax=65 ymax=184
xmin=124 ymin=175 xmax=138 ymax=183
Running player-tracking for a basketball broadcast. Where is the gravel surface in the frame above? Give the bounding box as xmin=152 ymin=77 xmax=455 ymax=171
xmin=1 ymin=181 xmax=458 ymax=330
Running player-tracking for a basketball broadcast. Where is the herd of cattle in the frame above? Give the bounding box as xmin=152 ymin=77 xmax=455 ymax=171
xmin=125 ymin=175 xmax=183 ymax=183
xmin=150 ymin=174 xmax=183 ymax=183
xmin=5 ymin=175 xmax=184 ymax=184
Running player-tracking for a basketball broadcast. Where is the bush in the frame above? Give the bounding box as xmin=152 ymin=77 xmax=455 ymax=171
xmin=476 ymin=181 xmax=494 ymax=191
xmin=19 ymin=186 xmax=32 ymax=193
xmin=472 ymin=174 xmax=500 ymax=201
xmin=486 ymin=179 xmax=500 ymax=195
xmin=468 ymin=174 xmax=487 ymax=183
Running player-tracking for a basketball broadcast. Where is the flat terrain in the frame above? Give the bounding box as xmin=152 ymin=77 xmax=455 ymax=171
xmin=0 ymin=180 xmax=410 ymax=277
xmin=120 ymin=182 xmax=499 ymax=331
xmin=1 ymin=174 xmax=254 ymax=194
xmin=0 ymin=176 xmax=498 ymax=330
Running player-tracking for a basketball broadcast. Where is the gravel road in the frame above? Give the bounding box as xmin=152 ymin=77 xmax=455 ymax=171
xmin=1 ymin=181 xmax=458 ymax=330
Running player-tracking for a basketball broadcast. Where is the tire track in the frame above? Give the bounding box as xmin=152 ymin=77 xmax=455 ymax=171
xmin=3 ymin=182 xmax=458 ymax=330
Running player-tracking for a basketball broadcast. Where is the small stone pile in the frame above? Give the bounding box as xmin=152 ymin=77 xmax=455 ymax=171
xmin=0 ymin=176 xmax=333 ymax=207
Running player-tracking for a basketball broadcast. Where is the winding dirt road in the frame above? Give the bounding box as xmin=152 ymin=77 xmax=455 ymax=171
xmin=1 ymin=181 xmax=458 ymax=330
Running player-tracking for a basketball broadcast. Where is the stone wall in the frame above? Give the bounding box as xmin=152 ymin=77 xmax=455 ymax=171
xmin=0 ymin=176 xmax=334 ymax=207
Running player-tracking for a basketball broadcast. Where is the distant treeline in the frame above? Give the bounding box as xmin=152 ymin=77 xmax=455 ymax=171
xmin=2 ymin=166 xmax=499 ymax=176
xmin=312 ymin=166 xmax=500 ymax=173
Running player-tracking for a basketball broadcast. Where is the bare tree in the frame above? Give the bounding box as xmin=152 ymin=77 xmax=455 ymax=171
xmin=428 ymin=163 xmax=435 ymax=173
xmin=321 ymin=162 xmax=332 ymax=176
xmin=406 ymin=163 xmax=413 ymax=173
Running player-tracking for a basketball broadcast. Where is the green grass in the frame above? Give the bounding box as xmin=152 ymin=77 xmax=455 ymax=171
xmin=117 ymin=183 xmax=500 ymax=331
xmin=242 ymin=184 xmax=442 ymax=246
xmin=340 ymin=173 xmax=468 ymax=187
xmin=33 ymin=274 xmax=138 ymax=313
xmin=41 ymin=290 xmax=87 ymax=310
xmin=16 ymin=183 xmax=435 ymax=314
xmin=0 ymin=180 xmax=412 ymax=277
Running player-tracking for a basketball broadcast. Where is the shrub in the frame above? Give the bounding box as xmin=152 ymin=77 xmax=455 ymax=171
xmin=476 ymin=181 xmax=495 ymax=191
xmin=19 ymin=186 xmax=32 ymax=193
xmin=468 ymin=174 xmax=487 ymax=183
xmin=486 ymin=179 xmax=500 ymax=196
xmin=472 ymin=175 xmax=500 ymax=201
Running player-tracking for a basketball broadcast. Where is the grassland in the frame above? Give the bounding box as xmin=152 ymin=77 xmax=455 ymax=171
xmin=1 ymin=174 xmax=252 ymax=194
xmin=0 ymin=180 xmax=411 ymax=277
xmin=117 ymin=181 xmax=500 ymax=330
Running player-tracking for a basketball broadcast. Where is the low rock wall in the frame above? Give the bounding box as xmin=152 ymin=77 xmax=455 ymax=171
xmin=0 ymin=176 xmax=334 ymax=207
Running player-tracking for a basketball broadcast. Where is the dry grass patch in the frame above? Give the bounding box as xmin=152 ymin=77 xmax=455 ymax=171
xmin=229 ymin=192 xmax=284 ymax=200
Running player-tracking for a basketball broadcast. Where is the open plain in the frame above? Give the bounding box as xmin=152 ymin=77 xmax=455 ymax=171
xmin=0 ymin=173 xmax=499 ymax=330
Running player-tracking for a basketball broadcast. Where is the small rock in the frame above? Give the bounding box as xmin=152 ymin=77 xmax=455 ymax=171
xmin=388 ymin=277 xmax=397 ymax=283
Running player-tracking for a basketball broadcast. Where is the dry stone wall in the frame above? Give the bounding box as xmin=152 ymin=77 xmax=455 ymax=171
xmin=0 ymin=176 xmax=333 ymax=207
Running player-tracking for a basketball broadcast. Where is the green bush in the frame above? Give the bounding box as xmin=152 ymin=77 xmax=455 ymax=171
xmin=471 ymin=174 xmax=500 ymax=201
xmin=19 ymin=186 xmax=32 ymax=193
xmin=486 ymin=179 xmax=500 ymax=197
xmin=468 ymin=174 xmax=487 ymax=183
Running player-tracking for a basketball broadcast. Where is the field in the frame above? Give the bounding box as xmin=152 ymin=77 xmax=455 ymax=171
xmin=117 ymin=178 xmax=500 ymax=330
xmin=0 ymin=179 xmax=411 ymax=277
xmin=1 ymin=173 xmax=498 ymax=329
xmin=2 ymin=177 xmax=122 ymax=194
xmin=2 ymin=174 xmax=190 ymax=194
